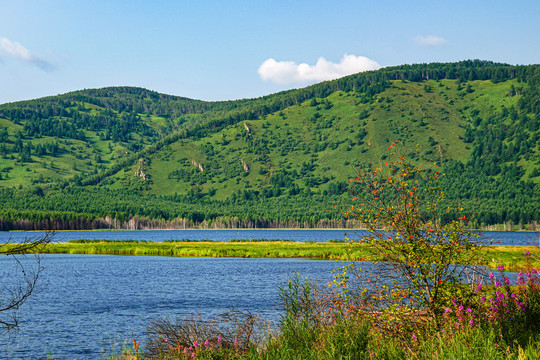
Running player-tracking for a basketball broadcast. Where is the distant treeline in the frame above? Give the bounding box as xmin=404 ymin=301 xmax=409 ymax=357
xmin=0 ymin=187 xmax=537 ymax=231
xmin=0 ymin=212 xmax=358 ymax=231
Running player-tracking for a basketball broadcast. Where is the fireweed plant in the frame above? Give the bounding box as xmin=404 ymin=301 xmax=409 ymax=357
xmin=337 ymin=142 xmax=486 ymax=337
xmin=443 ymin=254 xmax=540 ymax=348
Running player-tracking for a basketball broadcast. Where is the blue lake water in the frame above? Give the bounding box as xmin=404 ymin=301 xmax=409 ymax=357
xmin=0 ymin=229 xmax=537 ymax=246
xmin=0 ymin=254 xmax=343 ymax=360
xmin=0 ymin=229 xmax=536 ymax=359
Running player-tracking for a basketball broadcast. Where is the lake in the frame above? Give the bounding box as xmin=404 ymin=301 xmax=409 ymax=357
xmin=0 ymin=229 xmax=535 ymax=359
xmin=0 ymin=229 xmax=537 ymax=246
xmin=0 ymin=254 xmax=343 ymax=359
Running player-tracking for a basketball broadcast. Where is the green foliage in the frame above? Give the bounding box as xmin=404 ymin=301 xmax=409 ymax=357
xmin=118 ymin=267 xmax=540 ymax=359
xmin=342 ymin=144 xmax=485 ymax=332
xmin=0 ymin=61 xmax=539 ymax=227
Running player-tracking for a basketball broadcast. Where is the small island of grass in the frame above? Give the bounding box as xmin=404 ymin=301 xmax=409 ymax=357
xmin=17 ymin=239 xmax=538 ymax=272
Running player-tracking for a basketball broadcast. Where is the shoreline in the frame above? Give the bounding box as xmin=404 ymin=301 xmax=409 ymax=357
xmin=3 ymin=227 xmax=539 ymax=233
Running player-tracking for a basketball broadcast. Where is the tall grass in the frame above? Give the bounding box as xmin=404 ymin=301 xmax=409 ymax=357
xmin=118 ymin=252 xmax=540 ymax=360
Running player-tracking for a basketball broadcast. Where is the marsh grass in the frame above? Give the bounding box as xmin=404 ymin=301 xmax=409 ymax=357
xmin=124 ymin=277 xmax=540 ymax=360
xmin=32 ymin=239 xmax=356 ymax=260
xmin=119 ymin=259 xmax=540 ymax=360
xmin=9 ymin=240 xmax=538 ymax=270
xmin=483 ymin=245 xmax=540 ymax=271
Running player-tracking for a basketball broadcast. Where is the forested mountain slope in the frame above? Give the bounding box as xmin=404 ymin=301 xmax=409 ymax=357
xmin=0 ymin=60 xmax=538 ymax=229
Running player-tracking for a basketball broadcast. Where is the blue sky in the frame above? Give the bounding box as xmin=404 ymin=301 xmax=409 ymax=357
xmin=1 ymin=0 xmax=539 ymax=105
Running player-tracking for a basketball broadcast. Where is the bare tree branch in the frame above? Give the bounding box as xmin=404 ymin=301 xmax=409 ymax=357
xmin=0 ymin=231 xmax=53 ymax=332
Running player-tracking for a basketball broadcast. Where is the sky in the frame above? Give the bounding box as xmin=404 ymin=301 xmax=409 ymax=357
xmin=0 ymin=0 xmax=539 ymax=105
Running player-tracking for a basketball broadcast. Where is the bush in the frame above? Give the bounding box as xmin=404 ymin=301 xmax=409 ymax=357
xmin=338 ymin=142 xmax=485 ymax=336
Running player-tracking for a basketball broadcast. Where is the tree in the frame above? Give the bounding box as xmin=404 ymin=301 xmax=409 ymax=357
xmin=0 ymin=231 xmax=53 ymax=331
xmin=336 ymin=143 xmax=484 ymax=336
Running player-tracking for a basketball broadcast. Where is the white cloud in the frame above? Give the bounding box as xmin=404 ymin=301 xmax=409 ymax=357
xmin=258 ymin=54 xmax=380 ymax=85
xmin=414 ymin=35 xmax=448 ymax=46
xmin=0 ymin=37 xmax=55 ymax=71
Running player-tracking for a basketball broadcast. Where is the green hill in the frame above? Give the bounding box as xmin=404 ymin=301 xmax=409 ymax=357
xmin=0 ymin=60 xmax=538 ymax=229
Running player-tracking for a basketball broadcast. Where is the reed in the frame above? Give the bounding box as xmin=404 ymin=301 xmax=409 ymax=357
xmin=36 ymin=239 xmax=359 ymax=260
xmin=9 ymin=240 xmax=538 ymax=270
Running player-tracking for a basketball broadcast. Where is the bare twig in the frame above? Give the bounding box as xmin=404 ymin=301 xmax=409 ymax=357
xmin=0 ymin=231 xmax=54 ymax=331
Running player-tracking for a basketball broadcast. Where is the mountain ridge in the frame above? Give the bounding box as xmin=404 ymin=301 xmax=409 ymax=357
xmin=0 ymin=60 xmax=538 ymax=229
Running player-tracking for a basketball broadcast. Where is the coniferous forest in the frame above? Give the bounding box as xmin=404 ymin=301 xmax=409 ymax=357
xmin=0 ymin=60 xmax=538 ymax=230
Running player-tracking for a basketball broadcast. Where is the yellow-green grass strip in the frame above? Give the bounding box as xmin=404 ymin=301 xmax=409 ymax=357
xmin=7 ymin=240 xmax=540 ymax=271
